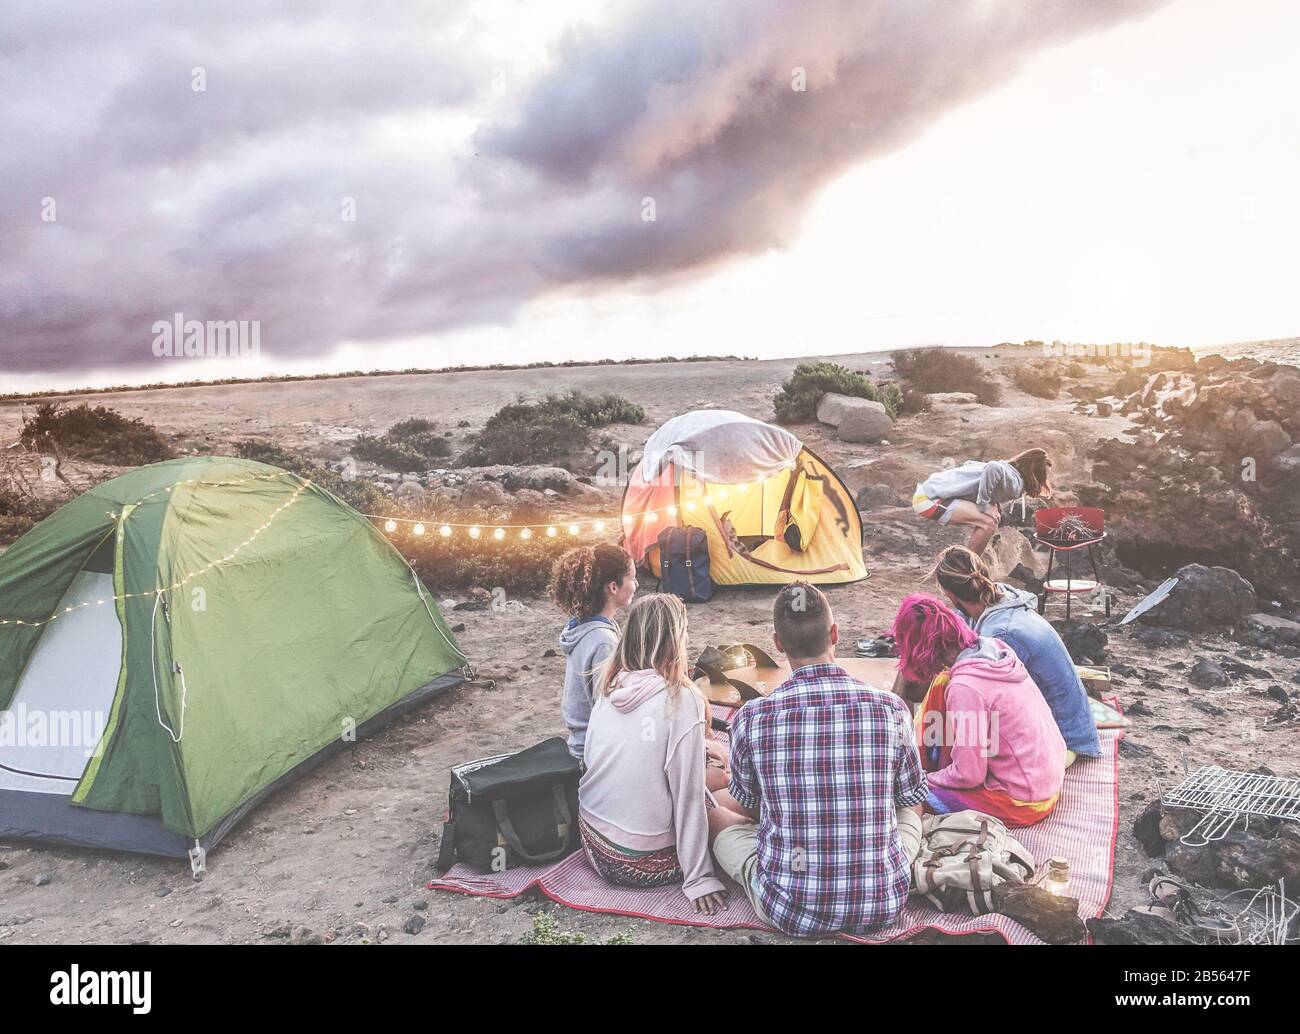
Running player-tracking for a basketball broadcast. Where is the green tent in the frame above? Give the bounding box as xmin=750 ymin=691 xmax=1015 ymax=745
xmin=0 ymin=456 xmax=465 ymax=867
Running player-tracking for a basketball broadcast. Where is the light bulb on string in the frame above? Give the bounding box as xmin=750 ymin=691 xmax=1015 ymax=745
xmin=439 ymin=525 xmax=451 ymax=538
xmin=568 ymin=524 xmax=579 ymax=536
xmin=469 ymin=526 xmax=481 ymax=539
xmin=546 ymin=526 xmax=557 ymax=537
xmin=667 ymin=505 xmax=677 ymax=517
xmin=493 ymin=527 xmax=505 ymax=540
xmin=520 ymin=528 xmax=532 ymax=540
xmin=413 ymin=523 xmax=426 ymax=536
xmin=593 ymin=521 xmax=605 ymax=532
xmin=685 ymin=501 xmax=696 ymax=512
xmin=384 ymin=519 xmax=398 ymax=533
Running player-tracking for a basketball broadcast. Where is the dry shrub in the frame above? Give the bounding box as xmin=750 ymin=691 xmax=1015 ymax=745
xmin=893 ymin=348 xmax=1002 ymax=406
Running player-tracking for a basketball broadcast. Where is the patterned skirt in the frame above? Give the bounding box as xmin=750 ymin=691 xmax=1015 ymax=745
xmin=579 ymin=814 xmax=683 ymax=888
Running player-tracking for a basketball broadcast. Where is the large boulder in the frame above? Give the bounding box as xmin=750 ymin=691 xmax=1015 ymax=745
xmin=1140 ymin=564 xmax=1258 ymax=631
xmin=816 ymin=392 xmax=865 ymax=427
xmin=1244 ymin=612 xmax=1300 ymax=648
xmin=836 ymin=400 xmax=893 ymax=444
xmin=982 ymin=527 xmax=1046 ymax=582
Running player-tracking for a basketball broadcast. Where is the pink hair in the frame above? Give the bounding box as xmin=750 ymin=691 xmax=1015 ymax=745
xmin=890 ymin=592 xmax=978 ymax=684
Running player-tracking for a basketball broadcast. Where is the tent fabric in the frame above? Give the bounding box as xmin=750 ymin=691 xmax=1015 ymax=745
xmin=623 ymin=412 xmax=866 ymax=588
xmin=0 ymin=456 xmax=466 ymax=854
xmin=638 ymin=410 xmax=803 ymax=483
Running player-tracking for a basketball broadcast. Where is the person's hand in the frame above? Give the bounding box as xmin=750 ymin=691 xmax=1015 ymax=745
xmin=693 ymin=890 xmax=728 ymax=915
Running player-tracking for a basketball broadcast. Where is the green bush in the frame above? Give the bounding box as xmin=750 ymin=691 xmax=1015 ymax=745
xmin=233 ymin=439 xmax=384 ymax=514
xmin=19 ymin=403 xmax=173 ymax=465
xmin=892 ymin=348 xmax=1002 ymax=406
xmin=350 ymin=417 xmax=453 ymax=473
xmin=460 ymin=391 xmax=644 ymax=469
xmin=0 ymin=485 xmax=60 ymax=545
xmin=772 ymin=362 xmax=898 ymax=424
xmin=518 ymin=911 xmax=633 ymax=945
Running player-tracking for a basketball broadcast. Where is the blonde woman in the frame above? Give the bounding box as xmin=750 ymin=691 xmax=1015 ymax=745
xmin=579 ymin=593 xmax=742 ymax=914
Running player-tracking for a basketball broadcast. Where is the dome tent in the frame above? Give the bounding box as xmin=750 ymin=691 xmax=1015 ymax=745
xmin=0 ymin=457 xmax=465 ymax=868
xmin=622 ymin=410 xmax=866 ymax=587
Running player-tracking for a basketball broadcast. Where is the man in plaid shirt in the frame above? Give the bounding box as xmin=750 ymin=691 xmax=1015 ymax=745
xmin=710 ymin=582 xmax=927 ymax=936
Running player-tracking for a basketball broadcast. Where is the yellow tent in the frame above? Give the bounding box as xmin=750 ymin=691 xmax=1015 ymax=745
xmin=622 ymin=410 xmax=866 ymax=587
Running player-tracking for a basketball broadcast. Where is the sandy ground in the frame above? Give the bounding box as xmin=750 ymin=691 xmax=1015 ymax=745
xmin=2 ymin=350 xmax=1297 ymax=945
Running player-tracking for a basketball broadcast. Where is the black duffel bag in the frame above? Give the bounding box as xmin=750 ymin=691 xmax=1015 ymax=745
xmin=434 ymin=736 xmax=581 ymax=872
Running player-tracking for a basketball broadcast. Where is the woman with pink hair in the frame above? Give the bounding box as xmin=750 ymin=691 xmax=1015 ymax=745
xmin=890 ymin=593 xmax=1066 ymax=826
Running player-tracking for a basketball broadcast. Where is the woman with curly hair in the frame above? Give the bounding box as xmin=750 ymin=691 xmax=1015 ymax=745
xmin=551 ymin=544 xmax=637 ymax=760
xmin=890 ymin=592 xmax=1066 ymax=827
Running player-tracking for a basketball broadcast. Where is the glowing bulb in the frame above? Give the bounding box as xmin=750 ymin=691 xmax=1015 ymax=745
xmin=623 ymin=514 xmax=634 ymax=525
xmin=645 ymin=511 xmax=657 ymax=522
xmin=413 ymin=523 xmax=426 ymax=536
xmin=737 ymin=483 xmax=747 ymax=493
xmin=685 ymin=501 xmax=696 ymax=512
xmin=593 ymin=521 xmax=605 ymax=532
xmin=546 ymin=526 xmax=557 ymax=537
xmin=667 ymin=505 xmax=677 ymax=517
xmin=520 ymin=528 xmax=532 ymax=540
xmin=384 ymin=519 xmax=398 ymax=533
xmin=715 ymin=488 xmax=727 ymax=500
xmin=493 ymin=527 xmax=505 ymax=540
xmin=469 ymin=526 xmax=481 ymax=539
xmin=439 ymin=525 xmax=451 ymax=537
xmin=568 ymin=524 xmax=580 ymax=536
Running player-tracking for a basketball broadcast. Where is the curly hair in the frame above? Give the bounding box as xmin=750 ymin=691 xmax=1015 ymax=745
xmin=889 ymin=592 xmax=979 ymax=685
xmin=1009 ymin=448 xmax=1053 ymax=498
xmin=550 ymin=544 xmax=632 ymax=618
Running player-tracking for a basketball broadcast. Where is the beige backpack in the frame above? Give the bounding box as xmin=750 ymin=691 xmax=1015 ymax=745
xmin=912 ymin=810 xmax=1036 ymax=915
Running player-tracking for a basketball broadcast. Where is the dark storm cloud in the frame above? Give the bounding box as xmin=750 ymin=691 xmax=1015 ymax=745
xmin=0 ymin=0 xmax=1164 ymax=376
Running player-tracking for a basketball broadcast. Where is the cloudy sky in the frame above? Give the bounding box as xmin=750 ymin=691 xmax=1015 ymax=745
xmin=2 ymin=0 xmax=1298 ymax=391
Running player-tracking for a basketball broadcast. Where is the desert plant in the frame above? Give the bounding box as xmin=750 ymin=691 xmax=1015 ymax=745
xmin=19 ymin=403 xmax=173 ymax=465
xmin=1012 ymin=361 xmax=1062 ymax=399
xmin=233 ymin=439 xmax=385 ymax=513
xmin=350 ymin=417 xmax=454 ymax=473
xmin=518 ymin=911 xmax=633 ymax=945
xmin=892 ymin=348 xmax=1002 ymax=406
xmin=772 ymin=362 xmax=898 ymax=424
xmin=459 ymin=391 xmax=643 ymax=469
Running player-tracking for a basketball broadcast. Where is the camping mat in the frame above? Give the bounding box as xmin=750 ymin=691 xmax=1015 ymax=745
xmin=427 ymin=708 xmax=1122 ymax=945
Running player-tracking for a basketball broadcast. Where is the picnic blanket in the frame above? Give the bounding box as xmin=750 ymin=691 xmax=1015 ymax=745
xmin=428 ymin=707 xmax=1122 ymax=944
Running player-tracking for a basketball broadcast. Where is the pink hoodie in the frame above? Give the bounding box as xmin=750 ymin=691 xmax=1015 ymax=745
xmin=579 ymin=669 xmax=725 ymax=901
xmin=926 ymin=638 xmax=1067 ymax=804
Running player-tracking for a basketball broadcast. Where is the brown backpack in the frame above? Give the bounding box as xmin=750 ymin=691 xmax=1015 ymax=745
xmin=912 ymin=810 xmax=1036 ymax=915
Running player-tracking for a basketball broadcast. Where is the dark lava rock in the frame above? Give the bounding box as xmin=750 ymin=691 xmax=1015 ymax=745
xmin=1126 ymin=699 xmax=1155 ymax=717
xmin=1133 ymin=799 xmax=1167 ymax=857
xmin=1130 ymin=626 xmax=1188 ymax=649
xmin=991 ymin=883 xmax=1087 ymax=944
xmin=1190 ymin=699 xmax=1226 ymax=717
xmin=1087 ymin=910 xmax=1200 ymax=945
xmin=855 ymin=483 xmax=900 ymax=509
xmin=1118 ymin=738 xmax=1154 ymax=760
xmin=289 ymin=925 xmax=325 ymax=945
xmin=1165 ymin=823 xmax=1300 ymax=891
xmin=1221 ymin=658 xmax=1274 ymax=680
xmin=451 ymin=623 xmax=466 ymax=633
xmin=1139 ymin=564 xmax=1258 ymax=632
xmin=1054 ymin=621 xmax=1108 ymax=664
xmin=1188 ymin=658 xmax=1229 ymax=688
xmin=542 ymin=648 xmax=558 ymax=658
xmin=403 ymin=914 xmax=427 ymax=936
xmin=1266 ymin=685 xmax=1291 ymax=703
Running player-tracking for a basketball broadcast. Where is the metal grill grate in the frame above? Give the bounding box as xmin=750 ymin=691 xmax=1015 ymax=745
xmin=1162 ymin=766 xmax=1300 ymax=846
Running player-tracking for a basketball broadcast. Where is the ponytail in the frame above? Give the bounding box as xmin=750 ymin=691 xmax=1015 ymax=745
xmin=931 ymin=545 xmax=1000 ymax=607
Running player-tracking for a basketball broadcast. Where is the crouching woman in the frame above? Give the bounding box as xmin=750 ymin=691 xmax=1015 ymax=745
xmin=890 ymin=593 xmax=1067 ymax=827
xmin=578 ymin=593 xmax=739 ymax=914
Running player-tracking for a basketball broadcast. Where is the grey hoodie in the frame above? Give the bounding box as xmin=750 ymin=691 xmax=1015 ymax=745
xmin=559 ymin=616 xmax=619 ymax=759
xmin=918 ymin=459 xmax=1023 ymax=512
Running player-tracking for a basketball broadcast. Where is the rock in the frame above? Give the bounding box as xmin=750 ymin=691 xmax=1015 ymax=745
xmin=1007 ymin=562 xmax=1044 ymax=594
xmin=1093 ymin=401 xmax=1113 ymax=417
xmin=928 ymin=392 xmax=979 ymax=406
xmin=1271 ymin=443 xmax=1300 ymax=475
xmin=1188 ymin=658 xmax=1229 ymax=689
xmin=1241 ymin=419 xmax=1291 ymax=460
xmin=1118 ymin=738 xmax=1154 ymax=760
xmin=1130 ymin=626 xmax=1188 ymax=649
xmin=1191 ymin=699 xmax=1226 ymax=717
xmin=835 ymin=401 xmax=893 ymax=444
xmin=983 ymin=528 xmax=1046 ymax=583
xmin=1220 ymin=657 xmax=1273 ymax=679
xmin=460 ymin=480 xmax=509 ymax=508
xmin=816 ymin=392 xmax=867 ymax=427
xmin=542 ymin=648 xmax=558 ymax=658
xmin=155 ymin=887 xmax=172 ymax=898
xmin=991 ymin=883 xmax=1087 ymax=944
xmin=1266 ymin=685 xmax=1290 ymax=703
xmin=1245 ymin=612 xmax=1300 ymax=648
xmin=855 ymin=482 xmax=900 ymax=509
xmin=394 ymin=480 xmax=425 ymax=503
xmin=1133 ymin=799 xmax=1166 ymax=857
xmin=1087 ymin=910 xmax=1200 ymax=945
xmin=1052 ymin=620 xmax=1107 ymax=664
xmin=403 ymin=914 xmax=426 ymax=936
xmin=32 ymin=873 xmax=51 ymax=887
xmin=1165 ymin=823 xmax=1300 ymax=892
xmin=413 ymin=900 xmax=429 ymax=911
xmin=289 ymin=925 xmax=325 ymax=945
xmin=382 ymin=894 xmax=399 ymax=904
xmin=1139 ymin=564 xmax=1257 ymax=632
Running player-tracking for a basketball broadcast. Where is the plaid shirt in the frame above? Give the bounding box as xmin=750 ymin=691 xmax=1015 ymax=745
xmin=727 ymin=663 xmax=928 ymax=936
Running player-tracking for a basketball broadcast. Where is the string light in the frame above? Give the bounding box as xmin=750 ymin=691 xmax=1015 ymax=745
xmin=493 ymin=527 xmax=505 ymax=540
xmin=468 ymin=526 xmax=481 ymax=539
xmin=413 ymin=523 xmax=426 ymax=536
xmin=519 ymin=528 xmax=532 ymax=540
xmin=384 ymin=519 xmax=398 ymax=533
xmin=568 ymin=524 xmax=579 ymax=535
xmin=546 ymin=526 xmax=557 ymax=538
xmin=439 ymin=525 xmax=451 ymax=538
xmin=1 ymin=476 xmax=311 ymax=629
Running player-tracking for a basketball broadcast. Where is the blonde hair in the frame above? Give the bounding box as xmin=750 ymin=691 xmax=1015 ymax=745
xmin=598 ymin=593 xmax=704 ymax=717
xmin=931 ymin=545 xmax=1000 ymax=607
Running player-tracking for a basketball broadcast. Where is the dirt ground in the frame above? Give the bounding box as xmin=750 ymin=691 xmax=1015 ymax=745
xmin=2 ymin=350 xmax=1297 ymax=944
